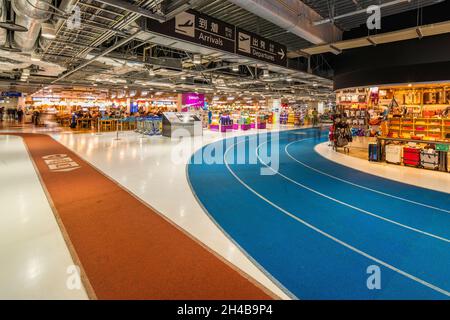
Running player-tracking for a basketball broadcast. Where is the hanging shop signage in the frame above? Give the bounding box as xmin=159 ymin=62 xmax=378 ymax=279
xmin=130 ymin=101 xmax=138 ymax=113
xmin=1 ymin=91 xmax=22 ymax=97
xmin=146 ymin=9 xmax=236 ymax=54
xmin=235 ymin=27 xmax=287 ymax=67
xmin=436 ymin=144 xmax=449 ymax=152
xmin=144 ymin=10 xmax=287 ymax=67
xmin=182 ymin=93 xmax=205 ymax=109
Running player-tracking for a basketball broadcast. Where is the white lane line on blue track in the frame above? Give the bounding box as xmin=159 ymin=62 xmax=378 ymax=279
xmin=224 ymin=140 xmax=450 ymax=297
xmin=255 ymin=139 xmax=450 ymax=243
xmin=285 ymin=139 xmax=450 ymax=214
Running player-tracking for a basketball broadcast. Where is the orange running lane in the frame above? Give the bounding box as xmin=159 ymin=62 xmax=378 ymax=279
xmin=9 ymin=133 xmax=274 ymax=300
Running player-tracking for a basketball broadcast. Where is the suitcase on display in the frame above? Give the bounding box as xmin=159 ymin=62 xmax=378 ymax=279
xmin=420 ymin=149 xmax=439 ymax=170
xmin=438 ymin=151 xmax=448 ymax=172
xmin=403 ymin=147 xmax=421 ymax=167
xmin=385 ymin=144 xmax=402 ymax=164
xmin=368 ymin=143 xmax=380 ymax=162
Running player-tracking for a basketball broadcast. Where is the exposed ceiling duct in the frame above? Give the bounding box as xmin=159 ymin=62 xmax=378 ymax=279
xmin=0 ymin=0 xmax=6 ymax=46
xmin=40 ymin=0 xmax=77 ymax=50
xmin=227 ymin=0 xmax=342 ymax=44
xmin=11 ymin=0 xmax=52 ymax=52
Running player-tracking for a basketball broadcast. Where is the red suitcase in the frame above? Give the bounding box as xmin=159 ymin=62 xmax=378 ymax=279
xmin=403 ymin=147 xmax=421 ymax=167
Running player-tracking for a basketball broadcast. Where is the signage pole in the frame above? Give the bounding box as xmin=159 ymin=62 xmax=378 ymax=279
xmin=95 ymin=118 xmax=102 ymax=135
xmin=114 ymin=119 xmax=121 ymax=141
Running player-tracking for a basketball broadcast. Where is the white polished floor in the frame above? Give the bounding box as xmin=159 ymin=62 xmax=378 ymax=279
xmin=315 ymin=141 xmax=450 ymax=193
xmin=0 ymin=135 xmax=88 ymax=299
xmin=52 ymin=128 xmax=292 ymax=299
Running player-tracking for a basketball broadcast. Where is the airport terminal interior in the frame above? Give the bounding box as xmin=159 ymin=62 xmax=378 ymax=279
xmin=0 ymin=0 xmax=449 ymax=300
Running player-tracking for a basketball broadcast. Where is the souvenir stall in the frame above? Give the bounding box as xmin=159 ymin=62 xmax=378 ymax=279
xmin=339 ymin=83 xmax=450 ymax=173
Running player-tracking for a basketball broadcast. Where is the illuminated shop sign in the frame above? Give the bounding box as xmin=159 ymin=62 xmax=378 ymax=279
xmin=182 ymin=93 xmax=205 ymax=109
xmin=1 ymin=91 xmax=22 ymax=97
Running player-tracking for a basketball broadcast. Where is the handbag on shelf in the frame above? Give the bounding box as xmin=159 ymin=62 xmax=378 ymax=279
xmin=369 ymin=118 xmax=381 ymax=125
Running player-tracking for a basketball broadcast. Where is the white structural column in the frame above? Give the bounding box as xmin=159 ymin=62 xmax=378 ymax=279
xmin=0 ymin=135 xmax=88 ymax=299
xmin=228 ymin=0 xmax=342 ymax=44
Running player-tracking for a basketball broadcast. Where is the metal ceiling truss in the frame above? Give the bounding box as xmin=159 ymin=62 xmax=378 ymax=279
xmin=1 ymin=0 xmax=439 ymax=99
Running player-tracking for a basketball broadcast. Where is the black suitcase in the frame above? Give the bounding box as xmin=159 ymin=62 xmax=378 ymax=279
xmin=368 ymin=143 xmax=380 ymax=162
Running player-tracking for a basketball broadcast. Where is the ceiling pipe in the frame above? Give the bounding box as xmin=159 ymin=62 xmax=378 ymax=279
xmin=0 ymin=0 xmax=6 ymax=46
xmin=92 ymin=0 xmax=166 ymax=22
xmin=12 ymin=0 xmax=52 ymax=52
xmin=51 ymin=29 xmax=143 ymax=84
xmin=227 ymin=0 xmax=342 ymax=44
xmin=40 ymin=0 xmax=77 ymax=50
xmin=314 ymin=0 xmax=411 ymax=26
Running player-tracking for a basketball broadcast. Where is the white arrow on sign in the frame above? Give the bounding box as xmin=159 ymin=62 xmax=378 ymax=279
xmin=277 ymin=48 xmax=285 ymax=59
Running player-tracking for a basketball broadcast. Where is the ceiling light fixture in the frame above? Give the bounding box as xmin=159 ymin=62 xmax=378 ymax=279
xmin=193 ymin=54 xmax=202 ymax=65
xmin=232 ymin=65 xmax=239 ymax=72
xmin=41 ymin=23 xmax=56 ymax=40
xmin=263 ymin=70 xmax=269 ymax=78
xmin=30 ymin=51 xmax=41 ymax=62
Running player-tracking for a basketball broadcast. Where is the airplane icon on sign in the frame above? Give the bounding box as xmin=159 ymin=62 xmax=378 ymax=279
xmin=176 ymin=20 xmax=194 ymax=34
xmin=175 ymin=12 xmax=195 ymax=38
xmin=239 ymin=35 xmax=249 ymax=42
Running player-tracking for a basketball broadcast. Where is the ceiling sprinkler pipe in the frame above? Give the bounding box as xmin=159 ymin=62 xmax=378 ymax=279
xmin=12 ymin=0 xmax=52 ymax=52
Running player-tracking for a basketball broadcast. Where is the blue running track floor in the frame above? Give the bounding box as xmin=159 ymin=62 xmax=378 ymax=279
xmin=187 ymin=127 xmax=450 ymax=299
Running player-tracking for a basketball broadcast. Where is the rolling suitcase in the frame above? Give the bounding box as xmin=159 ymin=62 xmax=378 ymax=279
xmin=403 ymin=147 xmax=421 ymax=167
xmin=368 ymin=143 xmax=380 ymax=162
xmin=438 ymin=151 xmax=448 ymax=172
xmin=420 ymin=149 xmax=439 ymax=170
xmin=385 ymin=144 xmax=402 ymax=164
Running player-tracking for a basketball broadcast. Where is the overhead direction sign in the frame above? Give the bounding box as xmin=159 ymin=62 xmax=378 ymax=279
xmin=146 ymin=9 xmax=236 ymax=54
xmin=236 ymin=27 xmax=287 ymax=67
xmin=144 ymin=10 xmax=288 ymax=67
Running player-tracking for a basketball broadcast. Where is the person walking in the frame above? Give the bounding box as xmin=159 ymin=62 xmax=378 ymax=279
xmin=312 ymin=108 xmax=319 ymax=127
xmin=17 ymin=108 xmax=24 ymax=123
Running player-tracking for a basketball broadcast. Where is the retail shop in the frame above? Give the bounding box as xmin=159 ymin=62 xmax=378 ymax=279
xmin=333 ymin=83 xmax=450 ymax=172
xmin=12 ymin=84 xmax=328 ymax=133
